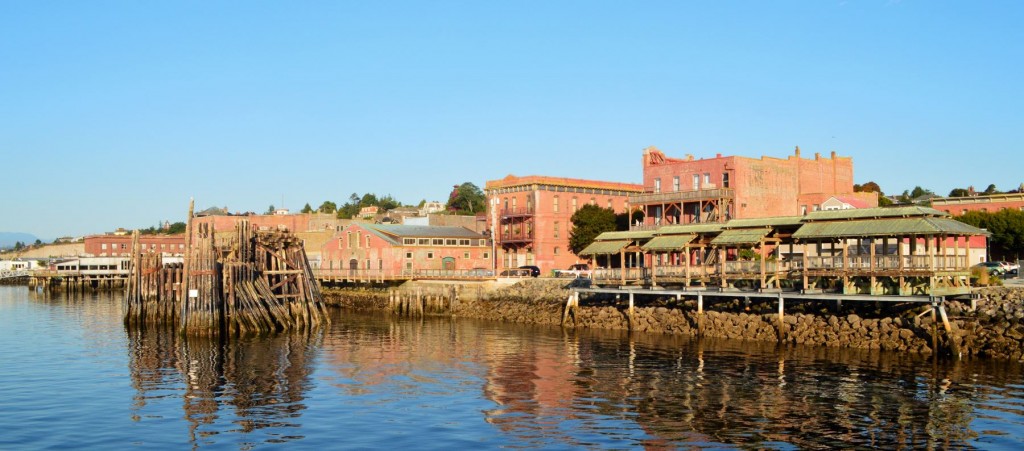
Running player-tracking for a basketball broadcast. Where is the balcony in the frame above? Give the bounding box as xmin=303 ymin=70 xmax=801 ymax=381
xmin=499 ymin=229 xmax=534 ymax=245
xmin=500 ymin=207 xmax=535 ymax=219
xmin=629 ymin=188 xmax=734 ymax=206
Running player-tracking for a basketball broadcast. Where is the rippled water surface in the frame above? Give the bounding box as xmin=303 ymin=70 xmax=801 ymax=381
xmin=2 ymin=286 xmax=1024 ymax=449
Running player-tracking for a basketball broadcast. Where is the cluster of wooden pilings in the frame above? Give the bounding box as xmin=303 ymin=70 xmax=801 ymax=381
xmin=388 ymin=287 xmax=459 ymax=317
xmin=125 ymin=201 xmax=329 ymax=335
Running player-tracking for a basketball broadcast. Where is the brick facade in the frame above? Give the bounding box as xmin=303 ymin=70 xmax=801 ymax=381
xmin=84 ymin=234 xmax=185 ymax=257
xmin=485 ymin=175 xmax=643 ymax=275
xmin=321 ymin=224 xmax=492 ymax=274
xmin=633 ymin=146 xmax=877 ymax=226
xmin=931 ymin=193 xmax=1024 ymax=216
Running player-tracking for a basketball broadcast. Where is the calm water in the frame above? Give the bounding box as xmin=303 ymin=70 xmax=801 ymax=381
xmin=2 ymin=287 xmax=1024 ymax=449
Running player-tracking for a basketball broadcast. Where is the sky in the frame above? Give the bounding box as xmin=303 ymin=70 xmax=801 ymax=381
xmin=1 ymin=1 xmax=1022 ymax=240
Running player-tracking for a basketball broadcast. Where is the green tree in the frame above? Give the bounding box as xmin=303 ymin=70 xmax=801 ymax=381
xmin=166 ymin=222 xmax=186 ymax=234
xmin=949 ymin=188 xmax=970 ymax=197
xmin=378 ymin=195 xmax=400 ymax=211
xmin=446 ymin=182 xmax=486 ymax=214
xmin=417 ymin=199 xmax=426 ymax=208
xmin=957 ymin=209 xmax=1024 ymax=260
xmin=317 ymin=201 xmax=338 ymax=214
xmin=569 ymin=205 xmax=618 ymax=255
xmin=983 ymin=184 xmax=1000 ymax=195
xmin=910 ymin=186 xmax=933 ymax=199
xmin=33 ymin=239 xmax=42 ymax=246
xmin=301 ymin=203 xmax=314 ymax=213
xmin=266 ymin=205 xmax=276 ymax=215
xmin=14 ymin=241 xmax=24 ymax=251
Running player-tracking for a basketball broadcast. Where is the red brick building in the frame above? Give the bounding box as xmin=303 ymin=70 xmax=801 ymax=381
xmin=84 ymin=234 xmax=185 ymax=257
xmin=321 ymin=224 xmax=492 ymax=275
xmin=931 ymin=193 xmax=1024 ymax=216
xmin=632 ymin=146 xmax=877 ymax=226
xmin=484 ymin=175 xmax=643 ymax=275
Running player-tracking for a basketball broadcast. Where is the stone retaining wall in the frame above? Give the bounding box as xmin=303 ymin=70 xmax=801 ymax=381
xmin=323 ymin=281 xmax=1024 ymax=361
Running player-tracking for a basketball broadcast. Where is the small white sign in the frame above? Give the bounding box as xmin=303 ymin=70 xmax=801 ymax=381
xmin=189 ymin=289 xmax=199 ymax=298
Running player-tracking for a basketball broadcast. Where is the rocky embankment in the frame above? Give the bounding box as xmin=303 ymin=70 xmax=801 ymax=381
xmin=323 ymin=281 xmax=1024 ymax=361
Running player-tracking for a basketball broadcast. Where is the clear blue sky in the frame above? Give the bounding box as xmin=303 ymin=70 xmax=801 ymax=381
xmin=2 ymin=1 xmax=1021 ymax=240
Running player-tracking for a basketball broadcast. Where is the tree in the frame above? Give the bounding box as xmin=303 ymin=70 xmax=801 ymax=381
xmin=984 ymin=184 xmax=1000 ymax=195
xmin=14 ymin=241 xmax=24 ymax=251
xmin=854 ymin=181 xmax=881 ymax=193
xmin=266 ymin=205 xmax=276 ymax=215
xmin=301 ymin=203 xmax=314 ymax=214
xmin=957 ymin=209 xmax=1024 ymax=260
xmin=446 ymin=182 xmax=486 ymax=214
xmin=910 ymin=186 xmax=933 ymax=199
xmin=378 ymin=195 xmax=400 ymax=211
xmin=569 ymin=205 xmax=617 ymax=255
xmin=166 ymin=222 xmax=186 ymax=234
xmin=949 ymin=188 xmax=971 ymax=197
xmin=33 ymin=239 xmax=42 ymax=246
xmin=317 ymin=201 xmax=337 ymax=214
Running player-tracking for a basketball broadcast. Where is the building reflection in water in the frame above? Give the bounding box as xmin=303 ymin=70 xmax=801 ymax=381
xmin=126 ymin=325 xmax=322 ymax=446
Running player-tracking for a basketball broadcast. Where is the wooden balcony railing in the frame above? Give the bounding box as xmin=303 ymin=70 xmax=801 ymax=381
xmin=628 ymin=188 xmax=734 ymax=206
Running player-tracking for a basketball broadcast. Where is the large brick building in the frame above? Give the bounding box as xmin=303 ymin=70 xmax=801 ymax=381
xmin=631 ymin=146 xmax=877 ymax=227
xmin=931 ymin=192 xmax=1024 ymax=216
xmin=484 ymin=175 xmax=643 ymax=274
xmin=84 ymin=234 xmax=185 ymax=257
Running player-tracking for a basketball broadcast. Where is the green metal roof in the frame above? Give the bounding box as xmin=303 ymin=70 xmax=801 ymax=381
xmin=711 ymin=228 xmax=770 ymax=245
xmin=579 ymin=240 xmax=632 ymax=256
xmin=642 ymin=234 xmax=696 ymax=251
xmin=723 ymin=216 xmax=804 ymax=229
xmin=593 ymin=230 xmax=655 ymax=240
xmin=655 ymin=223 xmax=724 ymax=235
xmin=804 ymin=206 xmax=948 ymax=222
xmin=792 ymin=217 xmax=989 ymax=239
xmin=366 ymin=224 xmax=485 ymax=239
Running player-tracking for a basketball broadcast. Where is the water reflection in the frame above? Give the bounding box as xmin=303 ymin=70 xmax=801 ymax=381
xmin=127 ymin=325 xmax=322 ymax=446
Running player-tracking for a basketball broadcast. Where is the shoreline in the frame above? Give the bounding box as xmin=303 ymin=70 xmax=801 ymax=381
xmin=323 ymin=280 xmax=1024 ymax=362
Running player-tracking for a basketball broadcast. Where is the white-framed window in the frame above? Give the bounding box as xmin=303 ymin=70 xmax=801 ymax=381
xmin=692 ymin=174 xmax=700 ymax=190
xmin=554 ymin=247 xmax=560 ymax=256
xmin=101 ymin=243 xmax=107 ymax=250
xmin=483 ymin=252 xmax=490 ymax=259
xmin=673 ymin=176 xmax=680 ymax=192
xmin=446 ymin=239 xmax=457 ymax=246
xmin=427 ymin=252 xmax=434 ymax=259
xmin=404 ymin=238 xmax=416 ymax=245
xmin=654 ymin=178 xmax=661 ymax=193
xmin=704 ymin=173 xmax=710 ymax=185
xmin=458 ymin=239 xmax=470 ymax=246
xmin=553 ymin=196 xmax=560 ymax=213
xmin=418 ymin=238 xmax=430 ymax=245
xmin=463 ymin=252 xmax=470 ymax=259
xmin=572 ymin=197 xmax=578 ymax=212
xmin=432 ymin=238 xmax=444 ymax=246
xmin=366 ymin=236 xmax=371 ymax=247
xmin=405 ymin=252 xmax=413 ymax=259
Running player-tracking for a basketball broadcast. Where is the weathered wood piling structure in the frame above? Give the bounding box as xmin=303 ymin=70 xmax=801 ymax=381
xmin=125 ymin=200 xmax=329 ymax=335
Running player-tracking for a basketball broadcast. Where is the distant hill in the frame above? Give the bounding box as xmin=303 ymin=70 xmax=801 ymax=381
xmin=0 ymin=232 xmax=40 ymax=250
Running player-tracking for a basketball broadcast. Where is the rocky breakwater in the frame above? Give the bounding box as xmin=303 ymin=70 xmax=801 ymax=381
xmin=323 ymin=280 xmax=1024 ymax=361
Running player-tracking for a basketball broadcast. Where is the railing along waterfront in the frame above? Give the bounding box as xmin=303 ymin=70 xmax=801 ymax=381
xmin=313 ymin=268 xmax=500 ymax=281
xmin=628 ymin=187 xmax=734 ymax=205
xmin=804 ymin=255 xmax=968 ymax=271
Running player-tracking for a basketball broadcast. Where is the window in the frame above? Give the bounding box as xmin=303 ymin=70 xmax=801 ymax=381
xmin=554 ymin=222 xmax=560 ymax=238
xmin=483 ymin=252 xmax=490 ymax=259
xmin=404 ymin=238 xmax=416 ymax=245
xmin=405 ymin=252 xmax=413 ymax=259
xmin=478 ymin=239 xmax=487 ymax=246
xmin=693 ymin=174 xmax=700 ymax=190
xmin=607 ymin=199 xmax=613 ymax=210
xmin=418 ymin=238 xmax=430 ymax=245
xmin=673 ymin=176 xmax=680 ymax=192
xmin=464 ymin=252 xmax=470 ymax=259
xmin=101 ymin=243 xmax=107 ymax=250
xmin=654 ymin=178 xmax=661 ymax=193
xmin=553 ymin=196 xmax=560 ymax=213
xmin=704 ymin=173 xmax=710 ymax=185
xmin=366 ymin=236 xmax=371 ymax=247
xmin=554 ymin=247 xmax=560 ymax=256
xmin=432 ymin=239 xmax=444 ymax=246
xmin=589 ymin=197 xmax=596 ymax=206
xmin=722 ymin=172 xmax=730 ymax=188
xmin=446 ymin=239 xmax=457 ymax=246
xmin=512 ymin=198 xmax=517 ymax=211
xmin=572 ymin=197 xmax=578 ymax=212
xmin=427 ymin=252 xmax=434 ymax=259
xmin=458 ymin=239 xmax=471 ymax=246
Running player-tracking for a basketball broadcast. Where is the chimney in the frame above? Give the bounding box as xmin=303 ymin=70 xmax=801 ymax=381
xmin=716 ymin=153 xmax=722 ymax=158
xmin=794 ymin=146 xmax=801 ymax=157
xmin=815 ymin=152 xmax=821 ymax=160
xmin=830 ymin=151 xmax=837 ymax=159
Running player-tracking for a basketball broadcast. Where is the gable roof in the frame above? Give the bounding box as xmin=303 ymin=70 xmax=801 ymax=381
xmin=793 ymin=217 xmax=989 ymax=239
xmin=364 ymin=224 xmax=485 ymax=239
xmin=804 ymin=206 xmax=947 ymax=222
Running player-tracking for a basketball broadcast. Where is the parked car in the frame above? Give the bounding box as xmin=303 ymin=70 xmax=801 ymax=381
xmin=519 ymin=265 xmax=541 ymax=277
xmin=974 ymin=262 xmax=1006 ymax=275
xmin=554 ymin=263 xmax=591 ymax=278
xmin=1000 ymin=261 xmax=1020 ymax=273
xmin=498 ymin=268 xmax=531 ymax=277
